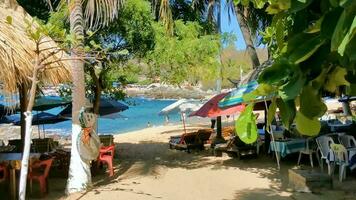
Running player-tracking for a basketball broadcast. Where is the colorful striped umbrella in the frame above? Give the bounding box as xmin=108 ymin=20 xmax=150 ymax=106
xmin=218 ymin=81 xmax=261 ymax=108
xmin=190 ymin=93 xmax=245 ymax=118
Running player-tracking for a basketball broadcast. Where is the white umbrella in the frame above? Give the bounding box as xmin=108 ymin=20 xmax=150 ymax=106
xmin=159 ymin=99 xmax=204 ymax=133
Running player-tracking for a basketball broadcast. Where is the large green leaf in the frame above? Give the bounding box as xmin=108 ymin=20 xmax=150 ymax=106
xmin=338 ymin=16 xmax=356 ymax=56
xmin=289 ymin=0 xmax=313 ymax=13
xmin=276 ymin=99 xmax=296 ymax=130
xmin=235 ymin=104 xmax=258 ymax=144
xmin=278 ymin=69 xmax=305 ymax=100
xmin=295 ymin=111 xmax=321 ymax=136
xmin=243 ymin=83 xmax=277 ymax=102
xmin=288 ymin=34 xmax=325 ymax=64
xmin=311 ymin=69 xmax=328 ymax=90
xmin=258 ymin=58 xmax=296 ymax=85
xmin=300 ymin=86 xmax=327 ymax=118
xmin=324 ymin=66 xmax=350 ymax=92
xmin=267 ymin=98 xmax=277 ymax=130
xmin=305 ymin=16 xmax=323 ymax=33
xmin=321 ymin=8 xmax=343 ymax=39
xmin=331 ymin=6 xmax=355 ymax=52
xmin=267 ymin=1 xmax=291 ymax=14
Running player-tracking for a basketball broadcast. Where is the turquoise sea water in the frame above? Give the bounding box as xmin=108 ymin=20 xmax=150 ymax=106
xmin=1 ymin=97 xmax=181 ymax=135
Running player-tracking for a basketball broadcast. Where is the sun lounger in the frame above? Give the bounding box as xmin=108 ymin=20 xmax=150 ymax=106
xmin=221 ymin=126 xmax=235 ymax=140
xmin=214 ymin=135 xmax=259 ymax=159
xmin=169 ymin=129 xmax=213 ymax=153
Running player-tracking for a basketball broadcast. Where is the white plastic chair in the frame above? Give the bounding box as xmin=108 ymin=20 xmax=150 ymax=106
xmin=298 ymin=138 xmax=319 ymax=168
xmin=316 ymin=136 xmax=335 ymax=174
xmin=330 ymin=144 xmax=349 ymax=182
xmin=338 ymin=135 xmax=356 ymax=148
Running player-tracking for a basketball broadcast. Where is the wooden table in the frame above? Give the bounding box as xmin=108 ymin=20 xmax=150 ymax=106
xmin=0 ymin=153 xmax=41 ymax=200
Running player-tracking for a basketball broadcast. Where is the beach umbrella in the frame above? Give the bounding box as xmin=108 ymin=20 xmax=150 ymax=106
xmin=59 ymin=98 xmax=129 ymax=118
xmin=32 ymin=96 xmax=71 ymax=111
xmin=190 ymin=93 xmax=245 ymax=118
xmin=159 ymin=99 xmax=203 ymax=115
xmin=178 ymin=101 xmax=204 ymax=134
xmin=160 ymin=99 xmax=204 ymax=134
xmin=12 ymin=112 xmax=69 ymax=126
xmin=218 ymin=81 xmax=261 ymax=108
xmin=0 ymin=1 xmax=71 ymax=146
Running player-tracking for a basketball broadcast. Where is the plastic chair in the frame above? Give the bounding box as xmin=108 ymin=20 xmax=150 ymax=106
xmin=97 ymin=144 xmax=115 ymax=177
xmin=298 ymin=138 xmax=320 ymax=168
xmin=316 ymin=136 xmax=335 ymax=174
xmin=330 ymin=144 xmax=349 ymax=182
xmin=0 ymin=164 xmax=7 ymax=183
xmin=339 ymin=135 xmax=356 ymax=148
xmin=28 ymin=158 xmax=53 ymax=196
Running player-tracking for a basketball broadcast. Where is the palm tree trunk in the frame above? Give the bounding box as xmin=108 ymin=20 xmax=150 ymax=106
xmin=66 ymin=0 xmax=92 ymax=193
xmin=89 ymin=67 xmax=102 ymax=115
xmin=235 ymin=5 xmax=260 ymax=69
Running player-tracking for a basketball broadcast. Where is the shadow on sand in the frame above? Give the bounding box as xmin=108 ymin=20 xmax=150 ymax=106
xmin=25 ymin=140 xmax=356 ymax=200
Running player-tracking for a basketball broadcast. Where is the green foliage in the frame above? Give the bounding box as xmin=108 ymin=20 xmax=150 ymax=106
xmin=235 ymin=104 xmax=258 ymax=144
xmin=146 ymin=20 xmax=220 ymax=86
xmin=236 ymin=0 xmax=356 ymax=137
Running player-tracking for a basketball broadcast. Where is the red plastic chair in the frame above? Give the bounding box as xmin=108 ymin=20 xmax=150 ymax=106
xmin=28 ymin=158 xmax=53 ymax=196
xmin=97 ymin=145 xmax=115 ymax=176
xmin=0 ymin=164 xmax=7 ymax=183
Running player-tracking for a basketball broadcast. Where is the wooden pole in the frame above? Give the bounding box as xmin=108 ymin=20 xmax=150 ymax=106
xmin=181 ymin=112 xmax=187 ymax=134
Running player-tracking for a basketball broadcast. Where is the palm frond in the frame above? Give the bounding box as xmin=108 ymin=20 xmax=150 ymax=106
xmin=82 ymin=0 xmax=124 ymax=30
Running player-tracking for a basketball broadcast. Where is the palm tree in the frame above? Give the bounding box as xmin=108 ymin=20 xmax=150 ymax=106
xmin=66 ymin=0 xmax=123 ymax=193
xmin=234 ymin=5 xmax=260 ymax=68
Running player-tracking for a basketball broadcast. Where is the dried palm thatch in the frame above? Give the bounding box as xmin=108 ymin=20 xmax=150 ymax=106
xmin=0 ymin=0 xmax=71 ymax=99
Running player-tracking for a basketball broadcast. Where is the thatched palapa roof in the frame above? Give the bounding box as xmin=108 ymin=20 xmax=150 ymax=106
xmin=0 ymin=0 xmax=71 ymax=96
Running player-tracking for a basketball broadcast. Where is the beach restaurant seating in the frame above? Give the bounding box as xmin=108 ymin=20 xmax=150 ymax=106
xmin=28 ymin=158 xmax=53 ymax=196
xmin=97 ymin=145 xmax=115 ymax=177
xmin=214 ymin=135 xmax=259 ymax=159
xmin=169 ymin=129 xmax=213 ymax=153
xmin=99 ymin=135 xmax=114 ymax=146
xmin=339 ymin=135 xmax=356 ymax=148
xmin=32 ymin=138 xmax=55 ymax=153
xmin=221 ymin=126 xmax=234 ymax=140
xmin=316 ymin=136 xmax=335 ymax=174
xmin=330 ymin=144 xmax=349 ymax=182
xmin=297 ymin=137 xmax=320 ymax=168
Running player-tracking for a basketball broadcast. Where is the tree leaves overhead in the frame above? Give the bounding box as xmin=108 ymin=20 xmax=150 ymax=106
xmin=287 ymin=33 xmax=325 ymax=64
xmin=295 ymin=111 xmax=321 ymax=136
xmin=299 ymin=86 xmax=327 ymax=119
xmin=324 ymin=66 xmax=350 ymax=93
xmin=267 ymin=98 xmax=277 ymax=130
xmin=258 ymin=58 xmax=297 ymax=85
xmin=235 ymin=104 xmax=258 ymax=144
xmin=146 ymin=20 xmax=220 ymax=86
xmin=234 ymin=0 xmax=356 ymax=139
xmin=276 ymin=99 xmax=295 ymax=130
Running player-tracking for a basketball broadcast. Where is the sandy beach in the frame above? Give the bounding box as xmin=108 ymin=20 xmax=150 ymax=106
xmin=12 ymin=123 xmax=349 ymax=200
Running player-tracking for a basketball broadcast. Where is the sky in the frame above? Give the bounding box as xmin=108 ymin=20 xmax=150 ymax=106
xmin=220 ymin=0 xmax=246 ymax=50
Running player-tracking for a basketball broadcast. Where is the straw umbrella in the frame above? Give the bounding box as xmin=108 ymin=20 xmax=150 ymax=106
xmin=0 ymin=0 xmax=71 ymax=141
xmin=0 ymin=1 xmax=71 ymax=199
